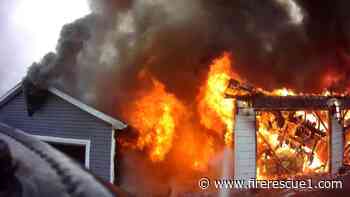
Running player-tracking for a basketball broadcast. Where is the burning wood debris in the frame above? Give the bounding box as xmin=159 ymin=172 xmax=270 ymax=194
xmin=256 ymin=110 xmax=329 ymax=180
xmin=344 ymin=113 xmax=350 ymax=165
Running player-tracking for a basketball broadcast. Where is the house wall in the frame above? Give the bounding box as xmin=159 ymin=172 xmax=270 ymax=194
xmin=331 ymin=116 xmax=344 ymax=174
xmin=234 ymin=107 xmax=256 ymax=182
xmin=0 ymin=91 xmax=113 ymax=181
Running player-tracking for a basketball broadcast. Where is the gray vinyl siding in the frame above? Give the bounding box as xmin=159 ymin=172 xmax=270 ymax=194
xmin=0 ymin=91 xmax=112 ymax=181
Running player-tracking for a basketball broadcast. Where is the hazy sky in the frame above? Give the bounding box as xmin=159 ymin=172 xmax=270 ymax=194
xmin=0 ymin=0 xmax=90 ymax=95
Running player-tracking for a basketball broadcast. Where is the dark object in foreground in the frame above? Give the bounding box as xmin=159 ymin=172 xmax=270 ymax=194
xmin=0 ymin=122 xmax=128 ymax=197
xmin=0 ymin=139 xmax=21 ymax=197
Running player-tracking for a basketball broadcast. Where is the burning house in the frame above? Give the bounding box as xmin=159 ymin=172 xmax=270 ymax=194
xmin=2 ymin=53 xmax=350 ymax=196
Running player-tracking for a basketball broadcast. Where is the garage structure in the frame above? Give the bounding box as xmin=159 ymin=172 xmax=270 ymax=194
xmin=233 ymin=96 xmax=349 ymax=181
xmin=0 ymin=81 xmax=127 ymax=182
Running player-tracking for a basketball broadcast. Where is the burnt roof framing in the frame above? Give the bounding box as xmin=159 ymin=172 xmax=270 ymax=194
xmin=231 ymin=95 xmax=350 ymax=111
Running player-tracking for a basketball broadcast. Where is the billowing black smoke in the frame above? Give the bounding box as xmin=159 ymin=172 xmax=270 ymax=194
xmin=27 ymin=0 xmax=350 ymax=114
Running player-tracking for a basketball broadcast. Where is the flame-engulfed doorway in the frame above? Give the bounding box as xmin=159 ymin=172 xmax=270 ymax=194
xmin=256 ymin=110 xmax=330 ymax=180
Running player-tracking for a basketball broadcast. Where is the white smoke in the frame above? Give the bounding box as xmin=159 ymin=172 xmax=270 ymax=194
xmin=276 ymin=0 xmax=305 ymax=25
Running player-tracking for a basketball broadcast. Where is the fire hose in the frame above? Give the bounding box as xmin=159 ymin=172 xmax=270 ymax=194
xmin=0 ymin=123 xmax=128 ymax=197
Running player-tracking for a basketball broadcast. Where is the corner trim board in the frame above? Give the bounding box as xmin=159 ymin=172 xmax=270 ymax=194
xmin=110 ymin=129 xmax=116 ymax=183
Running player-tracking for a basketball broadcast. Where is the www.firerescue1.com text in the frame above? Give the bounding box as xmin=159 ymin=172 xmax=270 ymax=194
xmin=198 ymin=177 xmax=343 ymax=190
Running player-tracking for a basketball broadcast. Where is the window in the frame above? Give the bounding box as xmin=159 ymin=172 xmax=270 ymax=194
xmin=32 ymin=135 xmax=90 ymax=169
xmin=48 ymin=142 xmax=86 ymax=166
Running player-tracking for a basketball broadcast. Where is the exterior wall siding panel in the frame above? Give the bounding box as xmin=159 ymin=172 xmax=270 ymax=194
xmin=0 ymin=91 xmax=112 ymax=181
xmin=234 ymin=108 xmax=256 ymax=183
xmin=331 ymin=116 xmax=343 ymax=174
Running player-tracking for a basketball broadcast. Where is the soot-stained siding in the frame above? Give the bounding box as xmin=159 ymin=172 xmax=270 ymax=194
xmin=0 ymin=91 xmax=113 ymax=181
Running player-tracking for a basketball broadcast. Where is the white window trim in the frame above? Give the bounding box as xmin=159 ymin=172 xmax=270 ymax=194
xmin=32 ymin=135 xmax=91 ymax=169
xmin=110 ymin=129 xmax=116 ymax=183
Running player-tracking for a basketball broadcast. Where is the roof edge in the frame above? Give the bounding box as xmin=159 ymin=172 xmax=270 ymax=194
xmin=0 ymin=82 xmax=127 ymax=130
xmin=0 ymin=82 xmax=23 ymax=107
xmin=48 ymin=87 xmax=127 ymax=130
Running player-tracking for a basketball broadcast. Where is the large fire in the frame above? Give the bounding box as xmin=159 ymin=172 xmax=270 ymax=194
xmin=119 ymin=52 xmax=349 ymax=181
xmin=197 ymin=53 xmax=235 ymax=146
xmin=256 ymin=110 xmax=329 ymax=180
xmin=255 ymin=87 xmax=331 ymax=179
xmin=126 ymin=78 xmax=183 ymax=162
xmin=120 ymin=53 xmax=235 ymax=172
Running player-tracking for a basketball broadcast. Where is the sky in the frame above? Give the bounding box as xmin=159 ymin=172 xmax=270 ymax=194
xmin=0 ymin=0 xmax=90 ymax=96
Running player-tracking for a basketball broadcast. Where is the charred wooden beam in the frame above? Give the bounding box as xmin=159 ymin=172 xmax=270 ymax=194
xmin=225 ymin=79 xmax=265 ymax=99
xmin=227 ymin=79 xmax=256 ymax=93
xmin=229 ymin=95 xmax=350 ymax=110
xmin=257 ymin=132 xmax=293 ymax=174
xmin=272 ymin=111 xmax=285 ymax=128
xmin=301 ymin=121 xmax=327 ymax=138
xmin=345 ymin=125 xmax=350 ymax=132
xmin=345 ymin=144 xmax=350 ymax=154
xmin=313 ymin=112 xmax=329 ymax=134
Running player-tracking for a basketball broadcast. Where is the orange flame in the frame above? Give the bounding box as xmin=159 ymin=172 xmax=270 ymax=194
xmin=127 ymin=78 xmax=184 ymax=162
xmin=120 ymin=53 xmax=236 ymax=171
xmin=344 ymin=112 xmax=350 ymax=165
xmin=120 ymin=51 xmax=335 ymax=181
xmin=198 ymin=53 xmax=235 ymax=146
xmin=256 ymin=111 xmax=329 ymax=180
xmin=271 ymin=88 xmax=296 ymax=96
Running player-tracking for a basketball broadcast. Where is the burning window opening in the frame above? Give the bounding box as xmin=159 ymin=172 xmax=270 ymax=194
xmin=256 ymin=110 xmax=330 ymax=180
